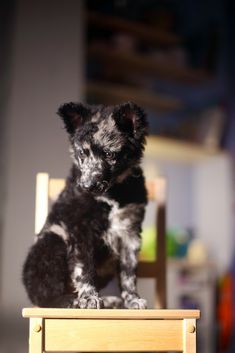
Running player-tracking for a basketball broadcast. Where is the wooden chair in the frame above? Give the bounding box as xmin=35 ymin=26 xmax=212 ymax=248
xmin=34 ymin=173 xmax=167 ymax=308
xmin=22 ymin=173 xmax=200 ymax=353
xmin=22 ymin=308 xmax=200 ymax=353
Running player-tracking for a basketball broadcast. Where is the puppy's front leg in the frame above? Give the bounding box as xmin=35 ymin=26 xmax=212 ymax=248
xmin=69 ymin=248 xmax=103 ymax=309
xmin=119 ymin=236 xmax=147 ymax=309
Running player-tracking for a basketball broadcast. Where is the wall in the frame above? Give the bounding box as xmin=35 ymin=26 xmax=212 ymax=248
xmin=0 ymin=0 xmax=15 ymax=303
xmin=193 ymin=155 xmax=234 ymax=273
xmin=1 ymin=0 xmax=84 ymax=316
xmin=143 ymin=157 xmax=194 ymax=229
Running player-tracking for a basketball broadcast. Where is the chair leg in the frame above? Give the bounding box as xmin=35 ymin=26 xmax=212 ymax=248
xmin=156 ymin=203 xmax=167 ymax=309
xmin=29 ymin=318 xmax=44 ymax=353
xmin=183 ymin=318 xmax=196 ymax=353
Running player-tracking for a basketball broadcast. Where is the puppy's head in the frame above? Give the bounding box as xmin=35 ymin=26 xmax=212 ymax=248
xmin=58 ymin=102 xmax=148 ymax=194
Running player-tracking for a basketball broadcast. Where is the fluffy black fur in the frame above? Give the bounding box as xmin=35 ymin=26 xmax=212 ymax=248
xmin=23 ymin=102 xmax=148 ymax=309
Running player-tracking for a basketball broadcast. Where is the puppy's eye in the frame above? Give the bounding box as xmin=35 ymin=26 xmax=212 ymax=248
xmin=105 ymin=151 xmax=115 ymax=159
xmin=78 ymin=150 xmax=85 ymax=158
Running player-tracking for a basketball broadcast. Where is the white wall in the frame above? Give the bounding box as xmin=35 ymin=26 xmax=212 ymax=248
xmin=193 ymin=155 xmax=234 ymax=273
xmin=1 ymin=0 xmax=84 ymax=315
xmin=143 ymin=157 xmax=194 ymax=229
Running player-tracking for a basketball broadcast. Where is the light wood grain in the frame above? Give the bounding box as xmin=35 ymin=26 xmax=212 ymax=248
xmin=22 ymin=308 xmax=200 ymax=319
xmin=29 ymin=318 xmax=44 ymax=353
xmin=44 ymin=318 xmax=182 ymax=352
xmin=35 ymin=173 xmax=49 ymax=234
xmin=49 ymin=178 xmax=65 ymax=201
xmin=145 ymin=178 xmax=166 ymax=202
xmin=183 ymin=319 xmax=196 ymax=353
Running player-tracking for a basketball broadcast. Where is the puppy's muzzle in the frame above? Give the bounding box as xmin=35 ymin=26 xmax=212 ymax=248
xmin=81 ymin=180 xmax=109 ymax=194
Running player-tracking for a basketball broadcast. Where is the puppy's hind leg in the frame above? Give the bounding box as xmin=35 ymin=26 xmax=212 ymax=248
xmin=23 ymin=233 xmax=69 ymax=307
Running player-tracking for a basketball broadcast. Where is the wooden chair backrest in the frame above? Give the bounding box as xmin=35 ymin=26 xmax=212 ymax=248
xmin=35 ymin=173 xmax=167 ymax=308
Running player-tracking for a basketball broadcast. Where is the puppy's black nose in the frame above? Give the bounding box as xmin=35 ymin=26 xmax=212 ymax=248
xmin=83 ymin=182 xmax=95 ymax=191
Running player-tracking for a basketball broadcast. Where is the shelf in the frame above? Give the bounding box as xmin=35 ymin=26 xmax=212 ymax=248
xmin=86 ymin=81 xmax=183 ymax=112
xmin=145 ymin=136 xmax=225 ymax=163
xmin=88 ymin=46 xmax=211 ymax=84
xmin=87 ymin=11 xmax=180 ymax=47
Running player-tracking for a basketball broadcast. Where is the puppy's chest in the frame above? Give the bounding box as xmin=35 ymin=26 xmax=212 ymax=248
xmin=97 ymin=198 xmax=132 ymax=255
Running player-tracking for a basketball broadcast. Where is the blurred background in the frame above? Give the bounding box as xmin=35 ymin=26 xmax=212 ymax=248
xmin=0 ymin=0 xmax=235 ymax=352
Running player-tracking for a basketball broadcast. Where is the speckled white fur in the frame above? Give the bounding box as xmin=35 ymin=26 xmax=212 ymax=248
xmin=49 ymin=223 xmax=68 ymax=242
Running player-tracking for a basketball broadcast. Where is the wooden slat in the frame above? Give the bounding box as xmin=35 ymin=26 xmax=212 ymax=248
xmin=35 ymin=173 xmax=49 ymax=234
xmin=137 ymin=261 xmax=158 ymax=277
xmin=145 ymin=179 xmax=157 ymax=201
xmin=48 ymin=178 xmax=65 ymax=201
xmin=87 ymin=11 xmax=180 ymax=47
xmin=156 ymin=203 xmax=167 ymax=308
xmin=45 ymin=318 xmax=183 ymax=351
xmin=183 ymin=319 xmax=197 ymax=353
xmin=87 ymin=81 xmax=183 ymax=112
xmin=22 ymin=308 xmax=200 ymax=319
xmin=145 ymin=178 xmax=166 ymax=202
xmin=88 ymin=46 xmax=210 ymax=84
xmin=29 ymin=318 xmax=44 ymax=353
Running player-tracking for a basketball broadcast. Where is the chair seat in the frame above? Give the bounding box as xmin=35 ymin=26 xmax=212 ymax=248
xmin=22 ymin=308 xmax=200 ymax=353
xmin=23 ymin=307 xmax=200 ymax=319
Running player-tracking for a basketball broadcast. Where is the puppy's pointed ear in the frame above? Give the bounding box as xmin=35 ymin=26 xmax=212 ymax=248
xmin=57 ymin=102 xmax=90 ymax=135
xmin=113 ymin=102 xmax=148 ymax=140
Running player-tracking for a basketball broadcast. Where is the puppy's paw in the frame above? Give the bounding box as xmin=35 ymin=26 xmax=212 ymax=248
xmin=125 ymin=297 xmax=147 ymax=309
xmin=77 ymin=295 xmax=104 ymax=309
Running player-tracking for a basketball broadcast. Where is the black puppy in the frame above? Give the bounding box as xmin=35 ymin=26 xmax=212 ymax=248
xmin=23 ymin=102 xmax=148 ymax=309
